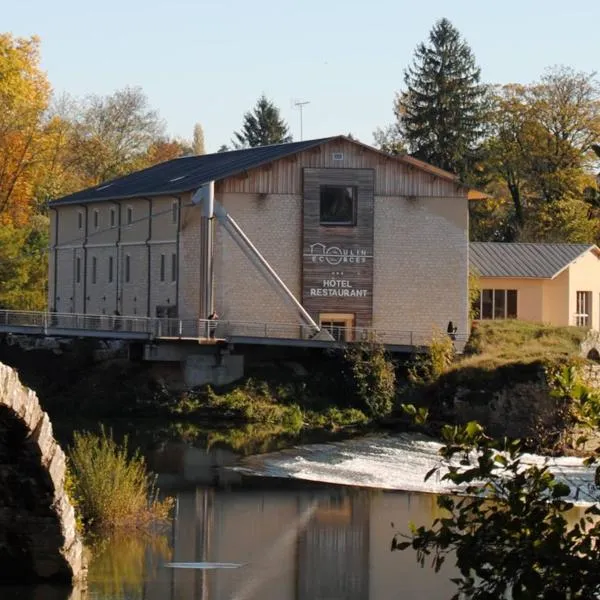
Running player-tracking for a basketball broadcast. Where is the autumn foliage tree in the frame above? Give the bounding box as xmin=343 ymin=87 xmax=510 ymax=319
xmin=474 ymin=68 xmax=600 ymax=242
xmin=0 ymin=34 xmax=51 ymax=225
xmin=0 ymin=33 xmax=188 ymax=310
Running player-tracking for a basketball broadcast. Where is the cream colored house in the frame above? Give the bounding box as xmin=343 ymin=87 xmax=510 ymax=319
xmin=48 ymin=136 xmax=482 ymax=345
xmin=470 ymin=242 xmax=600 ymax=329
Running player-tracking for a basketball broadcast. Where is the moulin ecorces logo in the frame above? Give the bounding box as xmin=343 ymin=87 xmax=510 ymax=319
xmin=305 ymin=243 xmax=372 ymax=266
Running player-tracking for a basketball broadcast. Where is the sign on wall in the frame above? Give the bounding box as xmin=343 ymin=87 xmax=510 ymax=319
xmin=302 ymin=168 xmax=374 ymax=328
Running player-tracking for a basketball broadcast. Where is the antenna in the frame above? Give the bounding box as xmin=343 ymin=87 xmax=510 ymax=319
xmin=293 ymin=100 xmax=310 ymax=141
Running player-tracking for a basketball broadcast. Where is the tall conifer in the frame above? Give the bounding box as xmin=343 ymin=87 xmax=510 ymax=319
xmin=233 ymin=95 xmax=292 ymax=148
xmin=396 ymin=18 xmax=487 ymax=179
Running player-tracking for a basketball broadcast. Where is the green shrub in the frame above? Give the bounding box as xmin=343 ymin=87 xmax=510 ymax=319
xmin=345 ymin=340 xmax=396 ymax=418
xmin=409 ymin=328 xmax=455 ymax=385
xmin=68 ymin=426 xmax=172 ymax=531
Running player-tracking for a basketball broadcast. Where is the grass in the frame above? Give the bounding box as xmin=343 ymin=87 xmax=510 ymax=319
xmin=460 ymin=320 xmax=587 ymax=371
xmin=68 ymin=426 xmax=173 ymax=532
xmin=407 ymin=320 xmax=590 ymax=413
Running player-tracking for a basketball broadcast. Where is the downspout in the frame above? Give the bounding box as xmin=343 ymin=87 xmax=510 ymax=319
xmin=111 ymin=201 xmax=122 ymax=314
xmin=145 ymin=197 xmax=153 ymax=317
xmin=50 ymin=207 xmax=59 ymax=311
xmin=173 ymin=195 xmax=182 ymax=315
xmin=80 ymin=204 xmax=88 ymax=314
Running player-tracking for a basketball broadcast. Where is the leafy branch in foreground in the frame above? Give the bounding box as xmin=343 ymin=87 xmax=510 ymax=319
xmin=395 ymin=405 xmax=600 ymax=599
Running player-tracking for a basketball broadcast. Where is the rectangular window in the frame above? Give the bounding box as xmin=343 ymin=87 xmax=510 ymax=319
xmin=127 ymin=206 xmax=133 ymax=225
xmin=76 ymin=257 xmax=81 ymax=283
xmin=319 ymin=185 xmax=356 ymax=226
xmin=108 ymin=256 xmax=114 ymax=283
xmin=172 ymin=201 xmax=178 ymax=224
xmin=575 ymin=291 xmax=592 ymax=327
xmin=125 ymin=255 xmax=131 ymax=283
xmin=160 ymin=254 xmax=165 ymax=282
xmin=478 ymin=289 xmax=518 ymax=320
xmin=91 ymin=256 xmax=97 ymax=284
xmin=77 ymin=211 xmax=83 ymax=230
xmin=110 ymin=208 xmax=116 ymax=228
xmin=171 ymin=253 xmax=177 ymax=282
xmin=507 ymin=290 xmax=518 ymax=319
xmin=93 ymin=209 xmax=99 ymax=230
xmin=493 ymin=289 xmax=505 ymax=320
xmin=481 ymin=289 xmax=493 ymax=319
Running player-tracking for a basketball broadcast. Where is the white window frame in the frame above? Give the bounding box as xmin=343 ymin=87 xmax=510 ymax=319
xmin=575 ymin=291 xmax=592 ymax=327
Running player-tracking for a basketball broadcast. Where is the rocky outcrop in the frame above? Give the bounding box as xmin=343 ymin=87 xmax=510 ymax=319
xmin=0 ymin=362 xmax=86 ymax=584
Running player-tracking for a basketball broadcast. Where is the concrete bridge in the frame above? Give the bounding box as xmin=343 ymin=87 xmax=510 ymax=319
xmin=0 ymin=362 xmax=86 ymax=584
xmin=0 ymin=309 xmax=465 ymax=351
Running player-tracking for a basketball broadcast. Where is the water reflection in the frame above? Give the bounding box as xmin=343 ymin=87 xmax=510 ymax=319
xmin=86 ymin=486 xmax=457 ymax=600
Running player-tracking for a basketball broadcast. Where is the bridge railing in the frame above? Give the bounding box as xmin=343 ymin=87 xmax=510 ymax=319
xmin=0 ymin=310 xmax=468 ymax=347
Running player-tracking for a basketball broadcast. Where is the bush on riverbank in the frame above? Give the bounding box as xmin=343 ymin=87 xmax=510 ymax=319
xmin=174 ymin=379 xmax=369 ymax=433
xmin=406 ymin=321 xmax=594 ymax=451
xmin=68 ymin=427 xmax=173 ymax=531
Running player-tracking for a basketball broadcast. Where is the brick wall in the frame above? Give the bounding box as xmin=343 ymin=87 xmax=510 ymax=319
xmin=372 ymin=195 xmax=469 ymax=341
xmin=213 ymin=193 xmax=302 ymax=327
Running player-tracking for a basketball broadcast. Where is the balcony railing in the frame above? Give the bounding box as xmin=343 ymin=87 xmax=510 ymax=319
xmin=0 ymin=309 xmax=467 ymax=348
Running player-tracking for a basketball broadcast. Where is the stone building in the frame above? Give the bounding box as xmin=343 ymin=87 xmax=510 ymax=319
xmin=48 ymin=136 xmax=481 ymax=345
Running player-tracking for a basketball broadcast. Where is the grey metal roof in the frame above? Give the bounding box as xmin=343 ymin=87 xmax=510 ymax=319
xmin=49 ymin=137 xmax=337 ymax=206
xmin=470 ymin=242 xmax=597 ymax=279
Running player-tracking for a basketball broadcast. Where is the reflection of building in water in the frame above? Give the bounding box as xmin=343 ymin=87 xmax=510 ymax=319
xmin=142 ymin=487 xmax=456 ymax=600
xmin=297 ymin=494 xmax=369 ymax=599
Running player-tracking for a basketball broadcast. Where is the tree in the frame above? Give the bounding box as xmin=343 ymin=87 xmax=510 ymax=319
xmin=0 ymin=215 xmax=48 ymax=310
xmin=233 ymin=95 xmax=292 ymax=148
xmin=143 ymin=137 xmax=191 ymax=165
xmin=192 ymin=122 xmax=206 ymax=154
xmin=0 ymin=34 xmax=51 ymax=225
xmin=217 ymin=144 xmax=230 ymax=153
xmin=372 ymin=124 xmax=406 ymax=155
xmin=397 ymin=376 xmax=600 ymax=599
xmin=395 ymin=18 xmax=488 ymax=180
xmin=70 ymin=86 xmax=166 ymax=185
xmin=479 ymin=69 xmax=600 ymax=241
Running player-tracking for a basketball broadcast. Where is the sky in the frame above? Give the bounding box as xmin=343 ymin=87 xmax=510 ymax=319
xmin=4 ymin=0 xmax=600 ymax=152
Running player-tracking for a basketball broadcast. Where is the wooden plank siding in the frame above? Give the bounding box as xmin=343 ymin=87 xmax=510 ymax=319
xmin=302 ymin=168 xmax=374 ymax=329
xmin=217 ymin=139 xmax=464 ymax=198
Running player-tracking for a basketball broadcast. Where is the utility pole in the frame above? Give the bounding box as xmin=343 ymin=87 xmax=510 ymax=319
xmin=293 ymin=100 xmax=310 ymax=140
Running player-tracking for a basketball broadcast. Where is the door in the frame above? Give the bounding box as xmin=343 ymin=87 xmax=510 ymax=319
xmin=319 ymin=313 xmax=355 ymax=342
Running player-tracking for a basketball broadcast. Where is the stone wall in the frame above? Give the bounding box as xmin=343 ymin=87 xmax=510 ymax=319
xmin=0 ymin=362 xmax=86 ymax=584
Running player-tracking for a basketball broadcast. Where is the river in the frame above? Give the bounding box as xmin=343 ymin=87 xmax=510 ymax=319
xmin=2 ymin=431 xmax=595 ymax=600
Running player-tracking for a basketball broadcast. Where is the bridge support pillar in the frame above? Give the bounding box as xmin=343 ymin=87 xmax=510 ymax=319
xmin=183 ymin=352 xmax=244 ymax=388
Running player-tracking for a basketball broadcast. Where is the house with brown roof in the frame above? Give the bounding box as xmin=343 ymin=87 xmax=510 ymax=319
xmin=48 ymin=136 xmax=484 ymax=346
xmin=470 ymin=242 xmax=600 ymax=329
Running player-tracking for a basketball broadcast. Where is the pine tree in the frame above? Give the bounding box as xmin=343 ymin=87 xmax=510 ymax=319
xmin=396 ymin=18 xmax=487 ymax=179
xmin=233 ymin=95 xmax=292 ymax=148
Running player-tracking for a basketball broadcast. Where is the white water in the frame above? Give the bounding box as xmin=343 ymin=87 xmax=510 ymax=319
xmin=235 ymin=433 xmax=599 ymax=505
